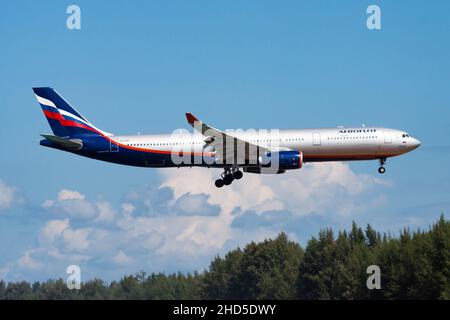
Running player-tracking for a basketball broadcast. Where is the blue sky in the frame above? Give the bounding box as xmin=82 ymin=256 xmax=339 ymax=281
xmin=0 ymin=1 xmax=449 ymax=282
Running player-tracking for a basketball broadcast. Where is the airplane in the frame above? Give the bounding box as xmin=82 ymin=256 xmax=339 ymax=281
xmin=33 ymin=87 xmax=421 ymax=188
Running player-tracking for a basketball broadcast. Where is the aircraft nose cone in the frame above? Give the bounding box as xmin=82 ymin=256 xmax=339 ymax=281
xmin=412 ymin=138 xmax=421 ymax=149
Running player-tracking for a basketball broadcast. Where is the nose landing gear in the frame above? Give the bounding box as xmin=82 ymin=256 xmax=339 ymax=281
xmin=378 ymin=158 xmax=386 ymax=174
xmin=215 ymin=167 xmax=243 ymax=188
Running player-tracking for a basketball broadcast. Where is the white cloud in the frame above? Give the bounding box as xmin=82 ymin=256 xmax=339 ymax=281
xmin=40 ymin=219 xmax=70 ymax=243
xmin=61 ymin=228 xmax=93 ymax=251
xmin=160 ymin=162 xmax=390 ymax=217
xmin=94 ymin=201 xmax=116 ymax=223
xmin=160 ymin=168 xmax=278 ymax=214
xmin=58 ymin=189 xmax=85 ymax=201
xmin=42 ymin=200 xmax=55 ymax=208
xmin=3 ymin=162 xmax=393 ymax=281
xmin=121 ymin=203 xmax=136 ymax=215
xmin=40 ymin=218 xmax=108 ymax=253
xmin=17 ymin=250 xmax=43 ymax=270
xmin=154 ymin=163 xmax=391 ymax=260
xmin=43 ymin=189 xmax=116 ymax=222
xmin=0 ymin=179 xmax=17 ymax=211
xmin=112 ymin=250 xmax=134 ymax=266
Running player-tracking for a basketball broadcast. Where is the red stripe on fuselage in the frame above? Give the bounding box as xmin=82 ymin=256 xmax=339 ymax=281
xmin=303 ymin=152 xmax=398 ymax=161
xmin=117 ymin=143 xmax=214 ymax=156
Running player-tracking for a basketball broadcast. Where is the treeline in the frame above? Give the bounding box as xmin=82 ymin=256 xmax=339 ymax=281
xmin=1 ymin=215 xmax=448 ymax=300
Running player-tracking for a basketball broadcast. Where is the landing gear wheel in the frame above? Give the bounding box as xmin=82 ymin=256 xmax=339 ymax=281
xmin=233 ymin=170 xmax=243 ymax=180
xmin=378 ymin=158 xmax=387 ymax=174
xmin=223 ymin=174 xmax=234 ymax=185
xmin=215 ymin=179 xmax=224 ymax=188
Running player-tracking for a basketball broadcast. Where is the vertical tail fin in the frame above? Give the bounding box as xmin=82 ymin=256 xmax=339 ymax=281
xmin=33 ymin=87 xmax=111 ymax=138
xmin=33 ymin=88 xmax=70 ymax=137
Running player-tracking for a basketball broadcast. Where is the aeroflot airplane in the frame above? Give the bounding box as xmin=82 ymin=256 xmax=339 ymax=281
xmin=34 ymin=87 xmax=421 ymax=188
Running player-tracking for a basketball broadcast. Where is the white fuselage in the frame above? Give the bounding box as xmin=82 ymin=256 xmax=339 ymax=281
xmin=112 ymin=127 xmax=421 ymax=163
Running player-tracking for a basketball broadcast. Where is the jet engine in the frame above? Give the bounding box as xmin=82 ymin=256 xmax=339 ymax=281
xmin=244 ymin=150 xmax=303 ymax=174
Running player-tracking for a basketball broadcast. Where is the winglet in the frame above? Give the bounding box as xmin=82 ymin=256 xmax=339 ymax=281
xmin=185 ymin=113 xmax=199 ymax=125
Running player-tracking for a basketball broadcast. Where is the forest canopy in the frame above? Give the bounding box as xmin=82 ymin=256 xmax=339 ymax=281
xmin=0 ymin=215 xmax=448 ymax=300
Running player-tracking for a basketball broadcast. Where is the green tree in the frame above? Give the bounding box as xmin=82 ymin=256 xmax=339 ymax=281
xmin=202 ymin=249 xmax=244 ymax=299
xmin=116 ymin=275 xmax=144 ymax=299
xmin=237 ymin=232 xmax=303 ymax=299
xmin=203 ymin=233 xmax=303 ymax=299
xmin=429 ymin=214 xmax=450 ymax=299
xmin=296 ymin=229 xmax=335 ymax=299
xmin=0 ymin=280 xmax=7 ymax=299
xmin=4 ymin=281 xmax=33 ymax=300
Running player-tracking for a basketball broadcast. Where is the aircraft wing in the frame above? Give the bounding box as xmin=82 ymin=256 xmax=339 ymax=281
xmin=185 ymin=113 xmax=269 ymax=165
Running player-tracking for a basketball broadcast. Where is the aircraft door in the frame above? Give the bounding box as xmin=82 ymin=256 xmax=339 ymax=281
xmin=312 ymin=132 xmax=321 ymax=146
xmin=384 ymin=132 xmax=392 ymax=144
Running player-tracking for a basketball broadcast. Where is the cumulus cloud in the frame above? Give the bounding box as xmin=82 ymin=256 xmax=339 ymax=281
xmin=160 ymin=162 xmax=389 ymax=217
xmin=58 ymin=189 xmax=85 ymax=201
xmin=42 ymin=190 xmax=116 ymax=223
xmin=2 ymin=162 xmax=393 ymax=281
xmin=17 ymin=249 xmax=43 ymax=270
xmin=123 ymin=185 xmax=220 ymax=217
xmin=0 ymin=179 xmax=17 ymax=211
xmin=40 ymin=218 xmax=70 ymax=243
xmin=231 ymin=209 xmax=292 ymax=229
xmin=94 ymin=201 xmax=116 ymax=223
xmin=121 ymin=203 xmax=136 ymax=215
xmin=173 ymin=193 xmax=221 ymax=216
xmin=123 ymin=186 xmax=173 ymax=216
xmin=61 ymin=228 xmax=94 ymax=251
xmin=158 ymin=163 xmax=391 ymax=248
xmin=40 ymin=219 xmax=108 ymax=253
xmin=112 ymin=250 xmax=134 ymax=266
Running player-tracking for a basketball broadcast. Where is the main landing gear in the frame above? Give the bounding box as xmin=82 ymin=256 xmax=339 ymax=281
xmin=215 ymin=168 xmax=243 ymax=188
xmin=378 ymin=158 xmax=386 ymax=174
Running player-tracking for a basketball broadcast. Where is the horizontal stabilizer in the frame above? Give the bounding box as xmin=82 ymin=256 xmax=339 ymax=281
xmin=41 ymin=134 xmax=83 ymax=151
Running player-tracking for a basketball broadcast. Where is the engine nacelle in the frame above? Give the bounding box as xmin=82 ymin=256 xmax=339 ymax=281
xmin=257 ymin=150 xmax=303 ymax=170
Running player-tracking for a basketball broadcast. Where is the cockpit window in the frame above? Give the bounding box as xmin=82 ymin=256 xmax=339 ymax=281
xmin=402 ymin=134 xmax=410 ymax=138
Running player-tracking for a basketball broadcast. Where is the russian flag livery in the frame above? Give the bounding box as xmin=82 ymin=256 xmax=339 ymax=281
xmin=33 ymin=87 xmax=421 ymax=188
xmin=33 ymin=87 xmax=109 ymax=138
